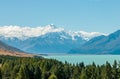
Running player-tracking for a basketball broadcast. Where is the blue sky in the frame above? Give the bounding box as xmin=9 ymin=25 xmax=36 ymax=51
xmin=0 ymin=0 xmax=120 ymax=33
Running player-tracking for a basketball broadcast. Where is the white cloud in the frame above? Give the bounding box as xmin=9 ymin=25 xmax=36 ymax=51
xmin=0 ymin=25 xmax=64 ymax=40
xmin=0 ymin=25 xmax=106 ymax=40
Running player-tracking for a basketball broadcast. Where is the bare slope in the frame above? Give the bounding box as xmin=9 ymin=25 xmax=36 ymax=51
xmin=0 ymin=41 xmax=33 ymax=57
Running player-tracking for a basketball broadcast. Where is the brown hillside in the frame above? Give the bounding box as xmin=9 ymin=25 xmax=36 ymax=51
xmin=0 ymin=49 xmax=33 ymax=57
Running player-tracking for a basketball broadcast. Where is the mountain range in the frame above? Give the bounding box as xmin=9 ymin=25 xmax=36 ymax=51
xmin=1 ymin=24 xmax=120 ymax=54
xmin=0 ymin=24 xmax=103 ymax=54
xmin=69 ymin=30 xmax=120 ymax=54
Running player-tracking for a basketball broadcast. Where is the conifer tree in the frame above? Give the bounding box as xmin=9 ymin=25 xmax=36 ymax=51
xmin=80 ymin=69 xmax=87 ymax=79
xmin=16 ymin=65 xmax=29 ymax=79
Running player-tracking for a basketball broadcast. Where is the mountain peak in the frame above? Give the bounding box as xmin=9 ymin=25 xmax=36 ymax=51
xmin=0 ymin=25 xmax=64 ymax=40
xmin=109 ymin=30 xmax=120 ymax=38
xmin=0 ymin=25 xmax=105 ymax=41
xmin=113 ymin=30 xmax=120 ymax=34
xmin=69 ymin=29 xmax=120 ymax=54
xmin=49 ymin=24 xmax=56 ymax=28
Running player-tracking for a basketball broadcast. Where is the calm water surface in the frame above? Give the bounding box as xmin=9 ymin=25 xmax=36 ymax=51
xmin=43 ymin=55 xmax=120 ymax=65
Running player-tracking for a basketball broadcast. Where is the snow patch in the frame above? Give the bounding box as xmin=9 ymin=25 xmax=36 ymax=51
xmin=68 ymin=31 xmax=105 ymax=41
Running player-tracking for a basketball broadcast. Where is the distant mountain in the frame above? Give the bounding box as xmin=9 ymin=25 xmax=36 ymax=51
xmin=0 ymin=30 xmax=86 ymax=54
xmin=0 ymin=40 xmax=33 ymax=57
xmin=0 ymin=25 xmax=104 ymax=54
xmin=69 ymin=30 xmax=120 ymax=54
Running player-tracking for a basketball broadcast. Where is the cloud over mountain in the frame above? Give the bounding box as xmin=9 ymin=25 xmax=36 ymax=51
xmin=0 ymin=24 xmax=106 ymax=53
xmin=0 ymin=25 xmax=64 ymax=40
xmin=0 ymin=24 xmax=105 ymax=40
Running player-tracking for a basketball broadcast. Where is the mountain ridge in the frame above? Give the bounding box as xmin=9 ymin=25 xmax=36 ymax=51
xmin=0 ymin=40 xmax=33 ymax=57
xmin=69 ymin=30 xmax=120 ymax=54
xmin=0 ymin=24 xmax=104 ymax=40
xmin=0 ymin=25 xmax=104 ymax=54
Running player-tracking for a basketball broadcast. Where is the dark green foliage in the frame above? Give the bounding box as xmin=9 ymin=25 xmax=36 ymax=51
xmin=0 ymin=55 xmax=120 ymax=79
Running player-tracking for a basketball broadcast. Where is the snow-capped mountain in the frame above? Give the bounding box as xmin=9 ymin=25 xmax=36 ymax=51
xmin=68 ymin=31 xmax=105 ymax=41
xmin=69 ymin=30 xmax=120 ymax=54
xmin=0 ymin=24 xmax=64 ymax=40
xmin=0 ymin=24 xmax=104 ymax=54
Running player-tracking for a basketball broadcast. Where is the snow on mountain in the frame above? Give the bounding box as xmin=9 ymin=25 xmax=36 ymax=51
xmin=0 ymin=24 xmax=106 ymax=53
xmin=68 ymin=31 xmax=105 ymax=41
xmin=0 ymin=24 xmax=105 ymax=40
xmin=69 ymin=30 xmax=120 ymax=54
xmin=0 ymin=24 xmax=64 ymax=40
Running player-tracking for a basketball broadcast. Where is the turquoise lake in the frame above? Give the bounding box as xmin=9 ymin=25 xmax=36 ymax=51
xmin=43 ymin=55 xmax=120 ymax=65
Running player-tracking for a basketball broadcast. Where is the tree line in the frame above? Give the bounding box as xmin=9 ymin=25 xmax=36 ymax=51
xmin=0 ymin=55 xmax=120 ymax=79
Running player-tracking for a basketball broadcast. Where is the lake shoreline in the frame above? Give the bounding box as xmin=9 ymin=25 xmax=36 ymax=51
xmin=43 ymin=55 xmax=120 ymax=65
